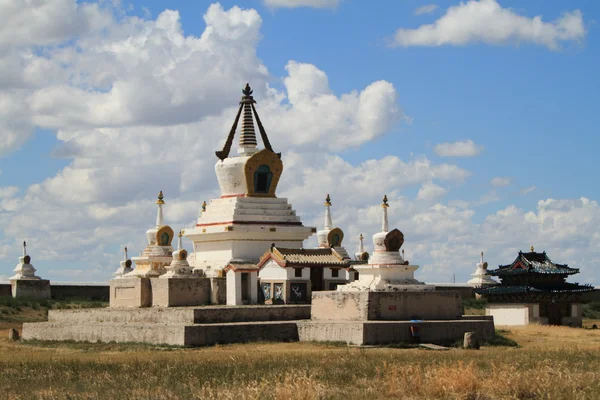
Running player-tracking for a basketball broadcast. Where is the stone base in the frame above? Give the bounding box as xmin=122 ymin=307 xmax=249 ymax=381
xmin=21 ymin=305 xmax=311 ymax=346
xmin=10 ymin=279 xmax=51 ymax=299
xmin=297 ymin=318 xmax=495 ymax=346
xmin=152 ymin=278 xmax=211 ymax=307
xmin=310 ymin=290 xmax=463 ymax=321
xmin=109 ymin=278 xmax=151 ymax=308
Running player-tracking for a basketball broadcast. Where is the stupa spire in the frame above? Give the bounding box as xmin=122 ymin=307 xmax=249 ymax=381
xmin=381 ymin=195 xmax=389 ymax=232
xmin=324 ymin=194 xmax=333 ymax=230
xmin=215 ymin=83 xmax=278 ymax=160
xmin=23 ymin=241 xmax=27 ymax=257
xmin=177 ymin=230 xmax=183 ymax=251
xmin=156 ymin=191 xmax=165 ymax=227
xmin=358 ymin=234 xmax=364 ymax=253
xmin=238 ymin=83 xmax=258 ymax=154
xmin=124 ymin=246 xmax=128 ymax=261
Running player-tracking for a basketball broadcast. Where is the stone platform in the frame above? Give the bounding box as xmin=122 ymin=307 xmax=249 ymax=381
xmin=22 ymin=305 xmax=311 ymax=346
xmin=298 ymin=317 xmax=495 ymax=346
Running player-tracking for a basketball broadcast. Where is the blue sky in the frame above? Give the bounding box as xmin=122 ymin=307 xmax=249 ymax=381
xmin=1 ymin=0 xmax=599 ymax=284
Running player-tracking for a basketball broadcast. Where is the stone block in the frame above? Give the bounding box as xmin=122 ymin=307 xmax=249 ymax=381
xmin=210 ymin=277 xmax=226 ymax=305
xmin=10 ymin=279 xmax=51 ymax=299
xmin=109 ymin=278 xmax=151 ymax=308
xmin=8 ymin=328 xmax=19 ymax=341
xmin=463 ymin=331 xmax=479 ymax=349
xmin=151 ymin=278 xmax=211 ymax=307
xmin=310 ymin=291 xmax=463 ymax=321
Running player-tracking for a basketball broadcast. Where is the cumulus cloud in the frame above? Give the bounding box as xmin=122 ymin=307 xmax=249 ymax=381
xmin=393 ymin=0 xmax=586 ymax=50
xmin=491 ymin=177 xmax=511 ymax=187
xmin=415 ymin=4 xmax=438 ymax=16
xmin=434 ymin=139 xmax=483 ymax=157
xmin=0 ymin=2 xmax=406 ymax=281
xmin=263 ymin=0 xmax=340 ymax=9
xmin=416 ymin=182 xmax=447 ymax=200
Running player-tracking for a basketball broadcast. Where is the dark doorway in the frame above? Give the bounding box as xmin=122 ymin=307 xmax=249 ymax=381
xmin=241 ymin=273 xmax=250 ymax=304
xmin=547 ymin=302 xmax=562 ymax=325
xmin=310 ymin=268 xmax=324 ymax=291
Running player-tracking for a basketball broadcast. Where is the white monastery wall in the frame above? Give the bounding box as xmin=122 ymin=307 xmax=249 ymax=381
xmin=486 ymin=304 xmax=531 ymax=326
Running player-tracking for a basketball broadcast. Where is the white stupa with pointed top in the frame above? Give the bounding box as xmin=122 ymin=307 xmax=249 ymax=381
xmin=354 ymin=234 xmax=369 ymax=261
xmin=161 ymin=230 xmax=196 ymax=278
xmin=113 ymin=247 xmax=133 ymax=278
xmin=339 ymin=195 xmax=432 ymax=292
xmin=467 ymin=251 xmax=497 ymax=286
xmin=11 ymin=241 xmax=41 ymax=280
xmin=126 ymin=191 xmax=175 ymax=278
xmin=316 ymin=194 xmax=350 ymax=259
xmin=184 ymin=83 xmax=314 ymax=278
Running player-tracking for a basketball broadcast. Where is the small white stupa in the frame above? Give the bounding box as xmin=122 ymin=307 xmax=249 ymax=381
xmin=467 ymin=251 xmax=497 ymax=286
xmin=11 ymin=241 xmax=41 ymax=280
xmin=316 ymin=194 xmax=350 ymax=259
xmin=10 ymin=241 xmax=51 ymax=299
xmin=126 ymin=191 xmax=174 ymax=278
xmin=113 ymin=247 xmax=133 ymax=278
xmin=354 ymin=234 xmax=369 ymax=261
xmin=161 ymin=231 xmax=196 ymax=279
xmin=339 ymin=195 xmax=432 ymax=292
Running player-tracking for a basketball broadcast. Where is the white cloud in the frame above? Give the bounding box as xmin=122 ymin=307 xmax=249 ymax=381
xmin=263 ymin=0 xmax=340 ymax=9
xmin=415 ymin=4 xmax=438 ymax=16
xmin=521 ymin=185 xmax=537 ymax=195
xmin=416 ymin=182 xmax=447 ymax=200
xmin=393 ymin=0 xmax=586 ymax=50
xmin=434 ymin=139 xmax=483 ymax=157
xmin=0 ymin=0 xmax=112 ymax=49
xmin=491 ymin=177 xmax=511 ymax=187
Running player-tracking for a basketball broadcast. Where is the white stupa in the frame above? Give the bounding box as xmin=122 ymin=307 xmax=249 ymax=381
xmin=161 ymin=231 xmax=196 ymax=278
xmin=316 ymin=194 xmax=350 ymax=259
xmin=339 ymin=195 xmax=432 ymax=292
xmin=184 ymin=84 xmax=315 ymax=277
xmin=354 ymin=234 xmax=369 ymax=261
xmin=11 ymin=241 xmax=41 ymax=280
xmin=467 ymin=251 xmax=497 ymax=286
xmin=126 ymin=191 xmax=174 ymax=277
xmin=113 ymin=247 xmax=133 ymax=278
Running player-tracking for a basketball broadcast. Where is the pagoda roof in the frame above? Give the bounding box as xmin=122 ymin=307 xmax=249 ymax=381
xmin=257 ymin=247 xmax=351 ymax=269
xmin=488 ymin=250 xmax=579 ymax=276
xmin=476 ymin=282 xmax=595 ymax=296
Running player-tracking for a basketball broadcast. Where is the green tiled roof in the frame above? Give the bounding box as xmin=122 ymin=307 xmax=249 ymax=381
xmin=488 ymin=251 xmax=579 ymax=276
xmin=476 ymin=283 xmax=595 ymax=295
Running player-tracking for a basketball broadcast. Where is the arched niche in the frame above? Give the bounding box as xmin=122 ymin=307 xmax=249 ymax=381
xmin=327 ymin=228 xmax=344 ymax=247
xmin=244 ymin=149 xmax=283 ymax=197
xmin=156 ymin=226 xmax=174 ymax=247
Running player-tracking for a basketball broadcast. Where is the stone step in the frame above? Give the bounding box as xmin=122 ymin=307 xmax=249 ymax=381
xmin=22 ymin=320 xmax=302 ymax=347
xmin=47 ymin=305 xmax=311 ymax=325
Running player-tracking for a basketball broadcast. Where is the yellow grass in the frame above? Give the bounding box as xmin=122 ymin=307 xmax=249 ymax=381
xmin=1 ymin=309 xmax=600 ymax=399
xmin=1 ymin=324 xmax=600 ymax=399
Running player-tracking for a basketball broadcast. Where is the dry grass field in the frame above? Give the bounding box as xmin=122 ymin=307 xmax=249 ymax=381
xmin=1 ymin=299 xmax=600 ymax=399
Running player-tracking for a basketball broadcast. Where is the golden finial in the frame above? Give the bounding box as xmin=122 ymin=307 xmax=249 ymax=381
xmin=157 ymin=191 xmax=165 ymax=204
xmin=202 ymin=201 xmax=207 ymax=212
xmin=359 ymin=233 xmax=363 ymax=240
xmin=325 ymin=194 xmax=332 ymax=206
xmin=530 ymin=245 xmax=534 ymax=252
xmin=382 ymin=194 xmax=389 ymax=208
xmin=178 ymin=230 xmax=183 ymax=238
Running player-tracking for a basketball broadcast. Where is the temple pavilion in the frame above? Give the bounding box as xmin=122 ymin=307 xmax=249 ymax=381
xmin=476 ymin=247 xmax=594 ymax=326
